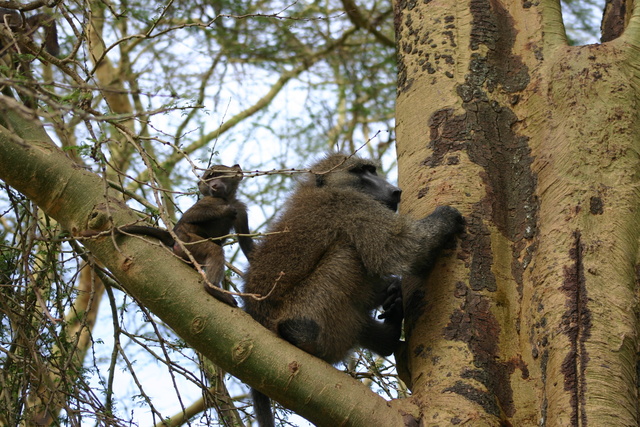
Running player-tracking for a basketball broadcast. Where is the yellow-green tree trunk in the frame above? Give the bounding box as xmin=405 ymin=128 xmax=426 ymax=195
xmin=395 ymin=0 xmax=640 ymax=425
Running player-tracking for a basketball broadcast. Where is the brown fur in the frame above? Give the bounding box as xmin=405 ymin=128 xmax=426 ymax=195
xmin=243 ymin=153 xmax=463 ymax=426
xmin=121 ymin=164 xmax=253 ymax=307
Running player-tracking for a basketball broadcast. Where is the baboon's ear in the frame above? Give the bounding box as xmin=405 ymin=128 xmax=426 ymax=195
xmin=315 ymin=174 xmax=325 ymax=187
xmin=232 ymin=164 xmax=244 ymax=179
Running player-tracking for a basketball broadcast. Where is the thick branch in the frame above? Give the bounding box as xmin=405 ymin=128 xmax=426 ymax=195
xmin=622 ymin=0 xmax=640 ymax=45
xmin=540 ymin=0 xmax=568 ymax=49
xmin=341 ymin=0 xmax=394 ymax=47
xmin=601 ymin=0 xmax=631 ymax=42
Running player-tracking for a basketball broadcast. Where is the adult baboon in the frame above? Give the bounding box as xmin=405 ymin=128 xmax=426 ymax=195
xmin=120 ymin=164 xmax=253 ymax=307
xmin=243 ymin=153 xmax=464 ymax=426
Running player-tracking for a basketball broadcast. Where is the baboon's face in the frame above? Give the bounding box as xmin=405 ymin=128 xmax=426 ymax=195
xmin=198 ymin=165 xmax=242 ymax=198
xmin=348 ymin=163 xmax=401 ymax=211
xmin=311 ymin=156 xmax=401 ymax=211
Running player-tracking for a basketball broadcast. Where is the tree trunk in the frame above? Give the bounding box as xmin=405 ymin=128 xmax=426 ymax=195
xmin=395 ymin=0 xmax=640 ymax=425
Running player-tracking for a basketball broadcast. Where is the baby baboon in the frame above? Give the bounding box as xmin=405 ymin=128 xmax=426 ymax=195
xmin=121 ymin=164 xmax=253 ymax=307
xmin=243 ymin=153 xmax=464 ymax=426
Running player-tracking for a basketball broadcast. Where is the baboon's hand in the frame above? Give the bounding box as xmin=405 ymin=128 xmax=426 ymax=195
xmin=378 ymin=278 xmax=403 ymax=323
xmin=221 ymin=204 xmax=238 ymax=220
xmin=431 ymin=205 xmax=465 ymax=234
xmin=419 ymin=206 xmax=465 ymax=250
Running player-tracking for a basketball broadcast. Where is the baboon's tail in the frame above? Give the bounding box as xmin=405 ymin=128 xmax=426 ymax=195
xmin=118 ymin=225 xmax=175 ymax=247
xmin=252 ymin=388 xmax=274 ymax=427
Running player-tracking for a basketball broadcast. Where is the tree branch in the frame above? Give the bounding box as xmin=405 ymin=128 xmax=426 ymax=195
xmin=341 ymin=0 xmax=394 ymax=47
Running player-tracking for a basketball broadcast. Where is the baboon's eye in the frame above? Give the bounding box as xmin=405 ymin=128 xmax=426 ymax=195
xmin=350 ymin=164 xmax=377 ymax=175
xmin=204 ymin=172 xmax=222 ymax=180
xmin=363 ymin=165 xmax=377 ymax=175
